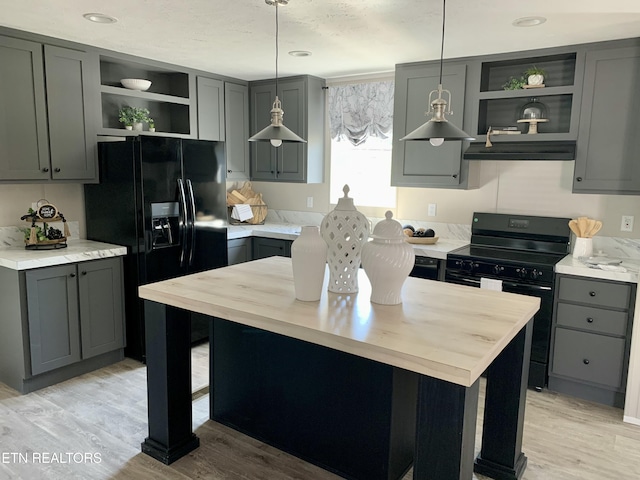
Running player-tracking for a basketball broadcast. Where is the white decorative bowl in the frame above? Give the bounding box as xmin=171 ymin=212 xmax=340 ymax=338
xmin=120 ymin=78 xmax=152 ymax=91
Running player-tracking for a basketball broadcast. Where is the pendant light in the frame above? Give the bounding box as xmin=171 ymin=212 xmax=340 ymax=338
xmin=249 ymin=0 xmax=306 ymax=147
xmin=400 ymin=0 xmax=474 ymax=146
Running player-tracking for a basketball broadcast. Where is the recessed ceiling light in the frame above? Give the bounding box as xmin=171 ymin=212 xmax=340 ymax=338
xmin=289 ymin=50 xmax=312 ymax=57
xmin=512 ymin=16 xmax=546 ymax=27
xmin=83 ymin=13 xmax=118 ymax=24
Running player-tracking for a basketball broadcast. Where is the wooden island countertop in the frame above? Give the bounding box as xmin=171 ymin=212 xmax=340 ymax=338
xmin=138 ymin=256 xmax=540 ymax=480
xmin=139 ymin=256 xmax=539 ymax=388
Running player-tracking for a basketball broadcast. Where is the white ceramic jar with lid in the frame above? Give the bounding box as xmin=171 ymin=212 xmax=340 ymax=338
xmin=361 ymin=211 xmax=415 ymax=305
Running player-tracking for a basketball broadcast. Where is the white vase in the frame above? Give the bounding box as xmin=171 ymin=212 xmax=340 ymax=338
xmin=291 ymin=226 xmax=328 ymax=301
xmin=133 ymin=122 xmax=143 ymax=131
xmin=362 ymin=211 xmax=415 ymax=305
xmin=149 ymin=127 xmax=156 ymax=132
xmin=125 ymin=125 xmax=133 ymax=131
xmin=528 ymin=74 xmax=544 ymax=86
xmin=320 ymin=185 xmax=369 ymax=294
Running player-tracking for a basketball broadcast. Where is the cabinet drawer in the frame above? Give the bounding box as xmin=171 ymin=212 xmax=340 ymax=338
xmin=556 ymin=303 xmax=628 ymax=336
xmin=557 ymin=276 xmax=631 ymax=309
xmin=552 ymin=328 xmax=625 ymax=388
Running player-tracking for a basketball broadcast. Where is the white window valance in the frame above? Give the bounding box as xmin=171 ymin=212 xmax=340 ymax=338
xmin=328 ymin=81 xmax=394 ymax=146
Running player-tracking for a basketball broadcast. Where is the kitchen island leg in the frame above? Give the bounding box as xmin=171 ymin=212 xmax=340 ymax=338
xmin=141 ymin=300 xmax=199 ymax=464
xmin=474 ymin=320 xmax=532 ymax=480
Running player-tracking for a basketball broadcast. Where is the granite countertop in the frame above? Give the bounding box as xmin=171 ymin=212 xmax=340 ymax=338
xmin=228 ymin=224 xmax=469 ymax=260
xmin=555 ymin=237 xmax=640 ymax=284
xmin=0 ymin=240 xmax=127 ymax=271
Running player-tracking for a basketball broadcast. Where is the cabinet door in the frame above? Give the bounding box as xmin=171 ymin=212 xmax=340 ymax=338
xmin=44 ymin=45 xmax=98 ymax=180
xmin=26 ymin=264 xmax=81 ymax=375
xmin=228 ymin=238 xmax=251 ymax=265
xmin=225 ymin=82 xmax=250 ymax=180
xmin=78 ymin=258 xmax=125 ymax=359
xmin=250 ymin=83 xmax=278 ymax=180
xmin=197 ymin=76 xmax=225 ymax=141
xmin=252 ymin=237 xmax=291 ymax=259
xmin=0 ymin=36 xmax=50 ymax=180
xmin=391 ymin=63 xmax=467 ymax=187
xmin=574 ymin=47 xmax=640 ymax=194
xmin=277 ymin=79 xmax=306 ymax=182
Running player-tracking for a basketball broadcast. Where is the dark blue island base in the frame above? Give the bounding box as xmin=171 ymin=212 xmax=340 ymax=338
xmin=141 ymin=300 xmax=531 ymax=480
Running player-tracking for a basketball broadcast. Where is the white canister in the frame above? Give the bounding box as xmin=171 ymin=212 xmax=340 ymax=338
xmin=291 ymin=226 xmax=328 ymax=301
xmin=362 ymin=211 xmax=415 ymax=305
xmin=320 ymin=185 xmax=369 ymax=294
xmin=572 ymin=237 xmax=593 ymax=258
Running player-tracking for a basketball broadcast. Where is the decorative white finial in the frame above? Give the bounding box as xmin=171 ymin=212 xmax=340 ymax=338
xmin=342 ymin=184 xmax=351 ymax=198
xmin=385 ymin=210 xmax=393 ymax=220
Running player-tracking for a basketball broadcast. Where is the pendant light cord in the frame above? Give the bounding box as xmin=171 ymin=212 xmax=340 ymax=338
xmin=439 ymin=0 xmax=446 ymax=85
xmin=275 ymin=1 xmax=279 ymax=94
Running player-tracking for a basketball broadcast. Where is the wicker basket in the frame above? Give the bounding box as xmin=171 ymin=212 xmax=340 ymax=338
xmin=228 ymin=205 xmax=268 ymax=225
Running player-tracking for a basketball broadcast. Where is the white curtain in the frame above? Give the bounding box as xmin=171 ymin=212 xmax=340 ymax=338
xmin=328 ymin=81 xmax=394 ymax=146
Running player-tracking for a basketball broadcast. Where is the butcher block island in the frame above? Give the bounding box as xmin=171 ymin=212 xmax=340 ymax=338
xmin=138 ymin=256 xmax=540 ymax=480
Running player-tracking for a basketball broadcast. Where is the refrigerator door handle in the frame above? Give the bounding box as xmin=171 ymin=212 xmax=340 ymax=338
xmin=186 ymin=179 xmax=197 ymax=267
xmin=177 ymin=178 xmax=188 ymax=267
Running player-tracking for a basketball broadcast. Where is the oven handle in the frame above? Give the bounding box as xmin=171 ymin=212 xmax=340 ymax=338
xmin=447 ymin=275 xmax=552 ymax=291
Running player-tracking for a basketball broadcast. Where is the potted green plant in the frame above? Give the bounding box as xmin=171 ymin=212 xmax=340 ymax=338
xmin=502 ymin=75 xmax=526 ymax=90
xmin=524 ymin=65 xmax=546 ymax=86
xmin=148 ymin=118 xmax=155 ymax=132
xmin=118 ymin=106 xmax=151 ymax=131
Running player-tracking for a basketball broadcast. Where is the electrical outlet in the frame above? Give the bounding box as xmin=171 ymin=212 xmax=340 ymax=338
xmin=427 ymin=203 xmax=437 ymax=217
xmin=621 ymin=215 xmax=634 ymax=232
xmin=306 ymin=196 xmax=313 ymax=208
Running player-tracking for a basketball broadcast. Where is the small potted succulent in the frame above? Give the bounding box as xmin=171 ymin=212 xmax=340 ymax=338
xmin=118 ymin=106 xmax=152 ymax=131
xmin=148 ymin=118 xmax=155 ymax=132
xmin=524 ymin=66 xmax=546 ymax=86
xmin=502 ymin=75 xmax=526 ymax=90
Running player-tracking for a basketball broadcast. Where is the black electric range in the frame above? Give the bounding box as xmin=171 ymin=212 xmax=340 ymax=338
xmin=445 ymin=212 xmax=571 ymax=390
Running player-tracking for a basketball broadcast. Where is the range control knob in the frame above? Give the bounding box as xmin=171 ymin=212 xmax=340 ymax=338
xmin=516 ymin=267 xmax=528 ymax=278
xmin=493 ymin=265 xmax=504 ymax=275
xmin=530 ymin=269 xmax=542 ymax=279
xmin=461 ymin=260 xmax=476 ymax=273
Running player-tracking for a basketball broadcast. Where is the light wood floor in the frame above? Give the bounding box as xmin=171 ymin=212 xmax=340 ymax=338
xmin=1 ymin=344 xmax=639 ymax=480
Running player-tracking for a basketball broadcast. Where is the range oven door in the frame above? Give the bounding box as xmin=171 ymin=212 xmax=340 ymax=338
xmin=445 ymin=270 xmax=554 ymax=391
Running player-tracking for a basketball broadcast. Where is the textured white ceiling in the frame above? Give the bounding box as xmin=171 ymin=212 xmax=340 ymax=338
xmin=1 ymin=0 xmax=640 ymax=81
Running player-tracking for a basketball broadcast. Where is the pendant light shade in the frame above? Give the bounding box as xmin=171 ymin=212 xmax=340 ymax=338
xmin=249 ymin=0 xmax=306 ymax=146
xmin=400 ymin=0 xmax=474 ymax=145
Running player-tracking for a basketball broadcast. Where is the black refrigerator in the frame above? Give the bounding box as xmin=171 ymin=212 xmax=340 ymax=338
xmin=84 ymin=135 xmax=228 ymax=362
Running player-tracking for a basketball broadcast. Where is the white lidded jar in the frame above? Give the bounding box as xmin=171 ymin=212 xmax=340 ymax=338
xmin=362 ymin=211 xmax=415 ymax=305
xmin=320 ymin=185 xmax=369 ymax=293
xmin=291 ymin=226 xmax=328 ymax=301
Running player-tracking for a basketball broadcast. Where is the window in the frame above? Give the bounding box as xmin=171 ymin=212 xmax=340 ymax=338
xmin=328 ymin=79 xmax=396 ymax=208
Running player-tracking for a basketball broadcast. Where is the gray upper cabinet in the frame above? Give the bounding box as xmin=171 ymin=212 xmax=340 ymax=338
xmin=0 ymin=37 xmax=97 ymax=181
xmin=197 ymin=76 xmax=225 ymax=141
xmin=391 ymin=62 xmax=470 ymax=188
xmin=0 ymin=36 xmax=50 ymax=180
xmin=573 ymin=45 xmax=640 ymax=194
xmin=250 ymin=75 xmax=325 ymax=183
xmin=224 ymin=82 xmax=250 ymax=180
xmin=44 ymin=45 xmax=98 ymax=180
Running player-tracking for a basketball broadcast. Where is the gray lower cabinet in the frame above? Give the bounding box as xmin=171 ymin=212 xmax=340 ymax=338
xmin=549 ymin=274 xmax=635 ymax=407
xmin=252 ymin=237 xmax=292 ymax=259
xmin=225 ymin=82 xmax=250 ymax=180
xmin=228 ymin=238 xmax=252 ymax=265
xmin=0 ymin=257 xmax=125 ymax=393
xmin=197 ymin=76 xmax=225 ymax=141
xmin=0 ymin=36 xmax=98 ymax=181
xmin=391 ymin=62 xmax=471 ymax=188
xmin=573 ymin=44 xmax=640 ymax=194
xmin=249 ymin=75 xmax=325 ymax=183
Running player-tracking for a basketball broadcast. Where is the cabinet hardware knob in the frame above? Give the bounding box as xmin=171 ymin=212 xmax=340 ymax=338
xmin=586 ymin=317 xmax=594 ymax=323
xmin=576 ymin=177 xmax=583 ymax=182
xmin=42 ymin=167 xmax=49 ymax=172
xmin=81 ymin=271 xmax=87 ymax=275
xmin=54 ymin=167 xmax=61 ymax=172
xmin=452 ymin=174 xmax=458 ymax=179
xmin=227 ymin=169 xmax=232 ymax=173
xmin=589 ymin=291 xmax=596 ymax=297
xmin=70 ymin=273 xmax=76 ymax=278
xmin=583 ymin=359 xmax=590 ymax=365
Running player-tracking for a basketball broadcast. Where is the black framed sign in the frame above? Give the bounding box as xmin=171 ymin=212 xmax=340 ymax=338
xmin=37 ymin=203 xmax=58 ymax=220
